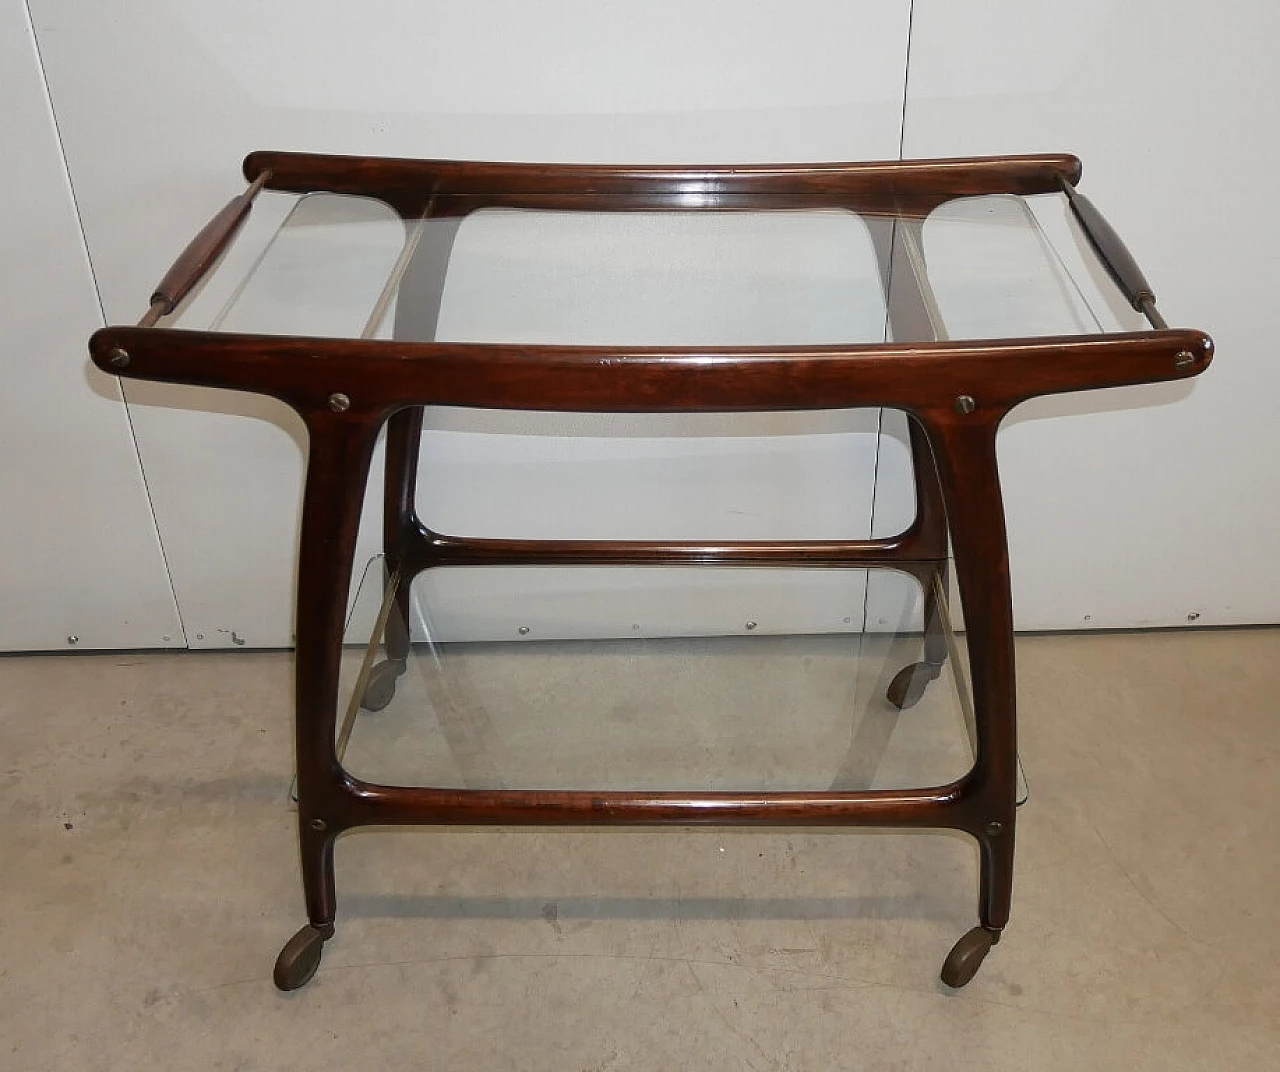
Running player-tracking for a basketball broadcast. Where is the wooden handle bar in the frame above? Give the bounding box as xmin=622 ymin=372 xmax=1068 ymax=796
xmin=1059 ymin=176 xmax=1155 ymax=312
xmin=145 ymin=170 xmax=271 ymax=321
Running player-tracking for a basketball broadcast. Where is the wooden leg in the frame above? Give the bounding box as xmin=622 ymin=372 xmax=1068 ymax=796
xmin=382 ymin=404 xmax=424 ymax=655
xmin=922 ymin=555 xmax=950 ymax=671
xmin=884 ymin=559 xmax=948 ymax=711
xmin=357 ymin=407 xmax=423 ymax=713
xmin=299 ymin=819 xmax=337 ymax=927
xmin=886 ymin=416 xmax=951 ymax=710
xmin=977 ymin=820 xmax=1015 ymax=932
xmin=280 ymin=410 xmax=380 ymax=990
xmin=919 ymin=411 xmax=1018 ymax=987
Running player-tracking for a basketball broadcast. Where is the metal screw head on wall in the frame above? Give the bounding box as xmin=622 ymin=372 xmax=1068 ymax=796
xmin=955 ymin=395 xmax=976 ymax=415
xmin=327 ymin=393 xmax=351 ymax=412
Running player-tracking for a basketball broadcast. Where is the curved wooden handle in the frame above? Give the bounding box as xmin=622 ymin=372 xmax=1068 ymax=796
xmin=1058 ymin=177 xmax=1154 ymax=311
xmin=149 ymin=171 xmax=270 ymax=314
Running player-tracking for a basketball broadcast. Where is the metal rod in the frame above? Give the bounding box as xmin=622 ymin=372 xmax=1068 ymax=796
xmin=335 ymin=564 xmax=404 ymax=763
xmin=243 ymin=168 xmax=273 ymax=200
xmin=136 ymin=299 xmax=168 ymax=328
xmin=1139 ymin=296 xmax=1168 ymax=331
xmin=898 ymin=222 xmax=950 ymax=342
xmin=360 ymin=211 xmax=430 ymax=340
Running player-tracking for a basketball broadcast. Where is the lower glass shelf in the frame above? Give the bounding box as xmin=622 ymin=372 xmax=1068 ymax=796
xmin=331 ymin=558 xmax=1025 ymax=801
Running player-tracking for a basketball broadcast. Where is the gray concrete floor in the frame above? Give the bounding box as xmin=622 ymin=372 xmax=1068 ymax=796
xmin=2 ymin=628 xmax=1278 ymax=1070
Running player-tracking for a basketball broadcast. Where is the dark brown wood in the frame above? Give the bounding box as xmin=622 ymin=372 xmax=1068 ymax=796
xmin=919 ymin=413 xmax=1019 ymax=931
xmin=94 ymin=152 xmax=1214 ymax=989
xmin=149 ymin=171 xmax=270 ymax=314
xmin=334 ymin=782 xmax=968 ymax=829
xmin=243 ymin=150 xmax=1082 ymax=219
xmin=291 ymin=408 xmax=383 ymax=926
xmin=407 ymin=531 xmax=930 ymax=571
xmin=1059 ymin=177 xmax=1155 ymax=312
xmin=90 ymin=327 xmax=1212 ymax=418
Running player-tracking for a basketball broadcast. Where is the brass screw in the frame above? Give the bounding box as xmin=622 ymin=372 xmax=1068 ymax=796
xmin=955 ymin=395 xmax=976 ymax=415
xmin=985 ymin=821 xmax=1004 ymax=837
xmin=327 ymin=393 xmax=351 ymax=412
xmin=1174 ymin=350 xmax=1195 ymax=370
xmin=310 ymin=819 xmax=327 ymax=832
xmin=108 ymin=347 xmax=130 ymax=369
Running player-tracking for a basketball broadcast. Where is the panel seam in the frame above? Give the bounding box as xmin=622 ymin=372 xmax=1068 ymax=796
xmin=858 ymin=0 xmax=915 ymax=635
xmin=22 ymin=1 xmax=190 ymax=646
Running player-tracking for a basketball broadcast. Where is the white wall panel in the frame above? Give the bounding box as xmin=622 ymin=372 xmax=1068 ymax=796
xmin=0 ymin=0 xmax=182 ymax=650
xmin=29 ymin=0 xmax=913 ymax=646
xmin=905 ymin=0 xmax=1280 ymax=628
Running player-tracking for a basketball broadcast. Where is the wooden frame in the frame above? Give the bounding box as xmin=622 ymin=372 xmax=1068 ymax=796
xmin=90 ymin=151 xmax=1211 ymax=991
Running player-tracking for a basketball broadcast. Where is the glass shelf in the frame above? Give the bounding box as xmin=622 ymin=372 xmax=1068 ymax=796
xmin=335 ymin=559 xmax=984 ymax=795
xmin=207 ymin=190 xmax=1100 ymax=346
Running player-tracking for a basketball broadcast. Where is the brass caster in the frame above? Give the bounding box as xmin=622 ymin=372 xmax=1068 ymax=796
xmin=940 ymin=926 xmax=998 ymax=988
xmin=886 ymin=661 xmax=940 ymax=710
xmin=273 ymin=923 xmax=333 ymax=991
xmin=360 ymin=659 xmax=405 ymax=712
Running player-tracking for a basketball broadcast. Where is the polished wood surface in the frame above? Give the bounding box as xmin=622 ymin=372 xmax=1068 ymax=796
xmin=93 ymin=152 xmax=1212 ymax=988
xmin=148 ymin=171 xmax=270 ymax=315
xmin=242 ymin=150 xmax=1083 ymax=218
xmin=1059 ymin=177 xmax=1155 ymax=312
xmin=90 ymin=328 xmax=1211 ymax=417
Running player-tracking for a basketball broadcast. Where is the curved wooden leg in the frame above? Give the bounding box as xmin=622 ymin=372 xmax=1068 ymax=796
xmin=886 ymin=560 xmax=948 ymax=711
xmin=922 ymin=556 xmax=950 ymax=673
xmin=887 ymin=412 xmax=950 ymax=711
xmin=978 ymin=818 xmax=1015 ymax=935
xmin=360 ymin=554 xmax=412 ymax=712
xmin=275 ymin=821 xmax=337 ymax=991
xmin=917 ymin=412 xmax=1018 ymax=988
xmin=285 ymin=409 xmax=380 ymax=991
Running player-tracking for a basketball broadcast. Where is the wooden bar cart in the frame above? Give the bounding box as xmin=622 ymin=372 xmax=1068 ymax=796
xmin=90 ymin=151 xmax=1211 ymax=991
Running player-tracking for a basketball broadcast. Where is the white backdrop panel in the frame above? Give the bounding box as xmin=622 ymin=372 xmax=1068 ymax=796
xmin=0 ymin=0 xmax=182 ymax=651
xmin=905 ymin=0 xmax=1280 ymax=629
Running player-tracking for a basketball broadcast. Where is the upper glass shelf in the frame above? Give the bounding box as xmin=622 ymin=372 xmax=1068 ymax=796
xmin=204 ymin=191 xmax=1104 ymax=346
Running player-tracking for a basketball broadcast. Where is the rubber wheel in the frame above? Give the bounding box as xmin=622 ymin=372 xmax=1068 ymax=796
xmin=273 ymin=924 xmax=329 ymax=991
xmin=886 ymin=662 xmax=937 ymax=710
xmin=940 ymin=926 xmax=997 ymax=989
xmin=360 ymin=660 xmax=404 ymax=712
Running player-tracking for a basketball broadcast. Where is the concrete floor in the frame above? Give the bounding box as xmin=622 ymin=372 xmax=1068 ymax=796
xmin=2 ymin=628 xmax=1278 ymax=1070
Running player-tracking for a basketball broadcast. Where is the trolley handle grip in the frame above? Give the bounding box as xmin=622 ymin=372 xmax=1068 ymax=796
xmin=141 ymin=171 xmax=271 ymax=325
xmin=1057 ymin=175 xmax=1156 ymax=313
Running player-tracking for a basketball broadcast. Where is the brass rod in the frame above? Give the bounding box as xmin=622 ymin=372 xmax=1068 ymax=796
xmin=1139 ymin=296 xmax=1168 ymax=331
xmin=360 ymin=210 xmax=430 ymax=340
xmin=136 ymin=299 xmax=168 ymax=328
xmin=244 ymin=168 xmax=273 ymax=199
xmin=335 ymin=564 xmax=404 ymax=763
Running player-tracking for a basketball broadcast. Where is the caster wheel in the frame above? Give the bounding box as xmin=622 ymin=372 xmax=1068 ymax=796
xmin=360 ymin=659 xmax=405 ymax=712
xmin=940 ymin=926 xmax=998 ymax=989
xmin=886 ymin=662 xmax=938 ymax=710
xmin=273 ymin=923 xmax=332 ymax=991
